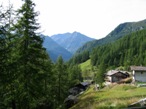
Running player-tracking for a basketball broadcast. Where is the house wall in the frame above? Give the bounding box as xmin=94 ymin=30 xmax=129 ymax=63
xmin=132 ymin=70 xmax=135 ymax=82
xmin=112 ymin=76 xmax=119 ymax=82
xmin=111 ymin=72 xmax=127 ymax=83
xmin=135 ymin=71 xmax=146 ymax=82
xmin=107 ymin=76 xmax=112 ymax=82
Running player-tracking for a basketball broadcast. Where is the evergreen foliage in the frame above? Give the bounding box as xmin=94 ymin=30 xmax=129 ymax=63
xmin=0 ymin=1 xmax=83 ymax=109
xmin=91 ymin=29 xmax=146 ymax=69
xmin=76 ymin=19 xmax=146 ymax=55
xmin=68 ymin=50 xmax=90 ymax=65
xmin=10 ymin=0 xmax=50 ymax=108
xmin=95 ymin=63 xmax=106 ymax=87
xmin=53 ymin=56 xmax=68 ymax=108
xmin=0 ymin=4 xmax=19 ymax=109
xmin=1 ymin=1 xmax=146 ymax=108
xmin=68 ymin=65 xmax=83 ymax=87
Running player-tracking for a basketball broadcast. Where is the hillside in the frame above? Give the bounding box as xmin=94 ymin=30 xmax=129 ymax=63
xmin=51 ymin=31 xmax=95 ymax=54
xmin=79 ymin=59 xmax=96 ymax=80
xmin=42 ymin=35 xmax=72 ymax=62
xmin=106 ymin=19 xmax=146 ymax=39
xmin=90 ymin=29 xmax=146 ymax=68
xmin=71 ymin=84 xmax=146 ymax=109
xmin=70 ymin=21 xmax=146 ymax=109
xmin=76 ymin=19 xmax=146 ymax=54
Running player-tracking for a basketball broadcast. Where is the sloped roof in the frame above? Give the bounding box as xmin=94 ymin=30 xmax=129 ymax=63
xmin=80 ymin=82 xmax=90 ymax=86
xmin=130 ymin=66 xmax=146 ymax=71
xmin=106 ymin=70 xmax=121 ymax=76
xmin=106 ymin=70 xmax=128 ymax=76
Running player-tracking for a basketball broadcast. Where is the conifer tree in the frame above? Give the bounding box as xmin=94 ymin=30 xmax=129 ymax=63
xmin=54 ymin=56 xmax=68 ymax=108
xmin=0 ymin=4 xmax=18 ymax=109
xmin=12 ymin=0 xmax=51 ymax=108
xmin=0 ymin=7 xmax=8 ymax=108
xmin=96 ymin=63 xmax=106 ymax=87
xmin=68 ymin=65 xmax=83 ymax=87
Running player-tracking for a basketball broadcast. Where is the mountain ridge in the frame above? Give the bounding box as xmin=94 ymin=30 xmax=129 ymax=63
xmin=42 ymin=35 xmax=72 ymax=62
xmin=51 ymin=31 xmax=95 ymax=54
xmin=76 ymin=19 xmax=146 ymax=54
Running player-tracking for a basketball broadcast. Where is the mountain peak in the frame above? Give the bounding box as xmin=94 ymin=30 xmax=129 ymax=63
xmin=72 ymin=31 xmax=80 ymax=34
xmin=51 ymin=32 xmax=95 ymax=53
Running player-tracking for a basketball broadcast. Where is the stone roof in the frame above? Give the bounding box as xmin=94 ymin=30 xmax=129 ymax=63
xmin=130 ymin=66 xmax=146 ymax=71
xmin=106 ymin=70 xmax=129 ymax=76
xmin=106 ymin=70 xmax=120 ymax=76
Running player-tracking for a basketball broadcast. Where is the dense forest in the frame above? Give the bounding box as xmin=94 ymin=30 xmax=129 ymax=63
xmin=68 ymin=50 xmax=90 ymax=65
xmin=68 ymin=29 xmax=146 ymax=86
xmin=0 ymin=0 xmax=83 ymax=109
xmin=76 ymin=19 xmax=146 ymax=54
xmin=70 ymin=29 xmax=146 ymax=69
xmin=91 ymin=29 xmax=146 ymax=69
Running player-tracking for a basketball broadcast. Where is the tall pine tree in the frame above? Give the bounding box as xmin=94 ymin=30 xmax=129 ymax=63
xmin=54 ymin=56 xmax=68 ymax=108
xmin=12 ymin=0 xmax=51 ymax=108
xmin=68 ymin=65 xmax=83 ymax=87
xmin=0 ymin=4 xmax=18 ymax=109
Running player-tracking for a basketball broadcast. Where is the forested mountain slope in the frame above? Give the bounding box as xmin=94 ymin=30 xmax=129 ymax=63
xmin=76 ymin=19 xmax=146 ymax=54
xmin=90 ymin=29 xmax=146 ymax=68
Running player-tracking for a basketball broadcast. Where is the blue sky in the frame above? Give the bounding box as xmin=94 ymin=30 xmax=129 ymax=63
xmin=1 ymin=0 xmax=146 ymax=39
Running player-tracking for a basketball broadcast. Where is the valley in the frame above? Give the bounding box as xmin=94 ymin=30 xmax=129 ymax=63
xmin=1 ymin=1 xmax=146 ymax=108
xmin=65 ymin=19 xmax=146 ymax=109
xmin=42 ymin=32 xmax=95 ymax=62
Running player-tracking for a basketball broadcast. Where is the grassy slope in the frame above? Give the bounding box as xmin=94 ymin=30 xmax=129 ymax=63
xmin=71 ymin=84 xmax=146 ymax=109
xmin=79 ymin=59 xmax=97 ymax=80
xmin=80 ymin=59 xmax=92 ymax=72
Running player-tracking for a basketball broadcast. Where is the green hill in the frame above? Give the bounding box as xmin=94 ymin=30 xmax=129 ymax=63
xmin=70 ymin=28 xmax=146 ymax=109
xmin=79 ymin=59 xmax=97 ymax=80
xmin=76 ymin=19 xmax=146 ymax=54
xmin=71 ymin=84 xmax=146 ymax=109
xmin=80 ymin=59 xmax=92 ymax=72
xmin=69 ymin=19 xmax=146 ymax=66
xmin=90 ymin=29 xmax=146 ymax=68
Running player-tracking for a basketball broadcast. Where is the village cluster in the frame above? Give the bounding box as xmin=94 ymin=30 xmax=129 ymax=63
xmin=64 ymin=66 xmax=146 ymax=108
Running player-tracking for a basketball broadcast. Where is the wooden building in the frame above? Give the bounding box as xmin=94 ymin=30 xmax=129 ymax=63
xmin=105 ymin=70 xmax=129 ymax=84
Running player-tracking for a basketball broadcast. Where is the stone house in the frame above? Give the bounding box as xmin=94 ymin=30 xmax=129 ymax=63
xmin=130 ymin=66 xmax=146 ymax=82
xmin=105 ymin=70 xmax=129 ymax=84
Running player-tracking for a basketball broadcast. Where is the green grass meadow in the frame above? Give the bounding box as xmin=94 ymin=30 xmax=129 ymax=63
xmin=79 ymin=59 xmax=97 ymax=81
xmin=71 ymin=84 xmax=146 ymax=109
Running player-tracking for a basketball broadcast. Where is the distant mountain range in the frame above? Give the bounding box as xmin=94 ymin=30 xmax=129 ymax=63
xmin=42 ymin=35 xmax=72 ymax=62
xmin=51 ymin=31 xmax=95 ymax=54
xmin=42 ymin=32 xmax=95 ymax=61
xmin=42 ymin=19 xmax=146 ymax=62
xmin=76 ymin=19 xmax=146 ymax=54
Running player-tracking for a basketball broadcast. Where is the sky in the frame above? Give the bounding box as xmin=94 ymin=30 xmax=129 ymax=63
xmin=1 ymin=0 xmax=146 ymax=39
